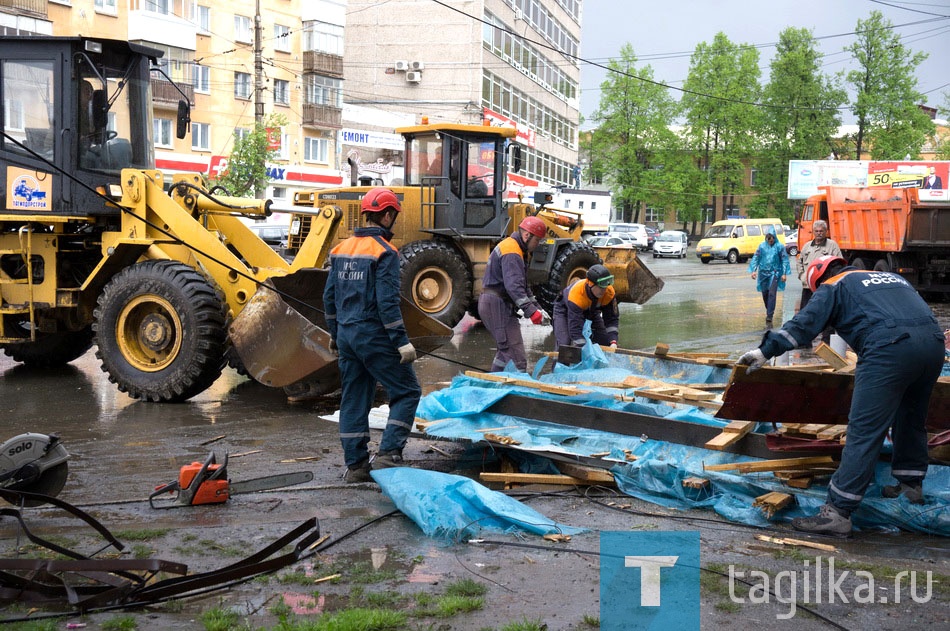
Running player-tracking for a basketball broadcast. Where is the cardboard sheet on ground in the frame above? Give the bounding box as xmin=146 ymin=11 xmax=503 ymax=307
xmin=371 ymin=468 xmax=586 ymax=540
xmin=417 ymin=338 xmax=950 ymax=536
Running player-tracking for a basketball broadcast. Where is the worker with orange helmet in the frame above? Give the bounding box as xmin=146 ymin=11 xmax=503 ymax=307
xmin=738 ymin=255 xmax=944 ymax=536
xmin=552 ymin=264 xmax=619 ymax=351
xmin=323 ymin=187 xmax=422 ymax=483
xmin=478 ymin=215 xmax=549 ymax=372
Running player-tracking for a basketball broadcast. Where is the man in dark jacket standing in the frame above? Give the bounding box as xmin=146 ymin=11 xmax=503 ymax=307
xmin=739 ymin=256 xmax=945 ymax=536
xmin=478 ymin=216 xmax=549 ymax=372
xmin=323 ymin=187 xmax=421 ymax=483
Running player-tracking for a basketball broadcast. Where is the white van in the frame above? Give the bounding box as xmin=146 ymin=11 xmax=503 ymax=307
xmin=607 ymin=222 xmax=649 ymax=250
xmin=653 ymin=230 xmax=689 ymax=258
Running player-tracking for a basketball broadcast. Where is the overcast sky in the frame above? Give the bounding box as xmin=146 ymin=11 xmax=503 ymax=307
xmin=578 ymin=0 xmax=950 ymax=129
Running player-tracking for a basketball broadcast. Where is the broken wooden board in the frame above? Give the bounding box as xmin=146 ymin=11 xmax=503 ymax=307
xmin=623 ymin=375 xmax=719 ymax=400
xmin=634 ymin=387 xmax=723 ymax=410
xmin=554 ymin=462 xmax=616 ymax=484
xmin=682 ymin=476 xmax=710 ymax=490
xmin=718 ymin=366 xmax=950 ymax=433
xmin=464 ymin=371 xmax=589 ymax=396
xmin=754 ymin=535 xmax=838 ymax=553
xmin=704 ymin=455 xmax=836 ymax=474
xmin=479 ymin=472 xmax=605 ymax=486
xmin=813 ymin=342 xmax=852 ymax=371
xmin=753 ymin=491 xmax=793 ymax=518
xmin=704 ymin=421 xmax=755 ymax=450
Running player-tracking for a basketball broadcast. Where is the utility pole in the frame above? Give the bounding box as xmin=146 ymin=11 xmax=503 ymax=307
xmin=254 ymin=0 xmax=265 ymax=198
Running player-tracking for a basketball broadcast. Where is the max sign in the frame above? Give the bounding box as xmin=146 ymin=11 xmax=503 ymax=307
xmin=208 ymin=156 xmax=286 ymax=182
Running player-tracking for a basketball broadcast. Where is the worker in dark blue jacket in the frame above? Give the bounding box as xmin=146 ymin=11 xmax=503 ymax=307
xmin=553 ymin=264 xmax=620 ymax=350
xmin=478 ymin=216 xmax=549 ymax=372
xmin=739 ymin=256 xmax=945 ymax=536
xmin=323 ymin=187 xmax=421 ymax=483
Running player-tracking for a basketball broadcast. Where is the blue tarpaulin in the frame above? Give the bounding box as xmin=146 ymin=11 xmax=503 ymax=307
xmin=416 ymin=338 xmax=950 ymax=536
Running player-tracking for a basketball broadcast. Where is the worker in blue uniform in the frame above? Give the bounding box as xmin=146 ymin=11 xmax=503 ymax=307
xmin=553 ymin=264 xmax=619 ymax=350
xmin=739 ymin=256 xmax=945 ymax=536
xmin=478 ymin=215 xmax=549 ymax=372
xmin=748 ymin=226 xmax=790 ymax=328
xmin=323 ymin=187 xmax=421 ymax=483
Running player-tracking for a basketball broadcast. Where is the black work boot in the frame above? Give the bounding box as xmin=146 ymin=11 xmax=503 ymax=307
xmin=765 ymin=317 xmax=773 ymax=328
xmin=373 ymin=449 xmax=405 ymax=469
xmin=882 ymin=482 xmax=924 ymax=504
xmin=344 ymin=459 xmax=373 ymax=483
xmin=791 ymin=503 xmax=852 ymax=537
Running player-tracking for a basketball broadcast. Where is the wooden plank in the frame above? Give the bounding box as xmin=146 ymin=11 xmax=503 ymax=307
xmin=479 ymin=472 xmax=601 ymax=486
xmin=464 ymin=371 xmax=589 ymax=397
xmin=814 ymin=342 xmax=851 ymax=371
xmin=654 ymin=342 xmax=670 ymax=356
xmin=554 ymin=462 xmax=616 ymax=483
xmin=704 ymin=421 xmax=755 ymax=451
xmin=817 ymin=425 xmax=848 ymax=441
xmin=668 ymin=352 xmax=731 ymax=359
xmin=682 ymin=476 xmax=710 ymax=489
xmin=753 ymin=491 xmax=794 ymax=517
xmin=703 ymin=455 xmax=836 ymax=473
xmin=785 ymin=477 xmax=814 ymax=489
xmin=754 ymin=535 xmax=838 ymax=553
xmin=634 ymin=388 xmax=723 ymax=410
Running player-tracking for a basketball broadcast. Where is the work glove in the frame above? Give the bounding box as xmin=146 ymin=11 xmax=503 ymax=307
xmin=529 ymin=310 xmax=550 ymax=326
xmin=609 ymin=341 xmax=618 ymax=349
xmin=397 ymin=343 xmax=417 ymax=364
xmin=737 ymin=348 xmax=767 ymax=373
xmin=328 ymin=338 xmax=338 ymax=357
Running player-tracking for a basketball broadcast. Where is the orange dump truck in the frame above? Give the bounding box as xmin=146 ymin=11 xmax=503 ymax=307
xmin=798 ymin=185 xmax=950 ymax=296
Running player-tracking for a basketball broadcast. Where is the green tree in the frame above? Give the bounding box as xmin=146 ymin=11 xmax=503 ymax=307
xmin=843 ymin=10 xmax=931 ymax=159
xmin=210 ymin=113 xmax=288 ymax=197
xmin=754 ymin=27 xmax=846 ymax=222
xmin=588 ymin=44 xmax=679 ymax=223
xmin=680 ymin=32 xmax=762 ymax=229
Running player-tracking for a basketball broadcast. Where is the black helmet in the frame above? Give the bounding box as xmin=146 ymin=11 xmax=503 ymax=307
xmin=586 ymin=264 xmax=614 ymax=287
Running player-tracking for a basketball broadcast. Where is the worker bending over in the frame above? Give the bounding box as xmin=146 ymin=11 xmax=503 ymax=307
xmin=323 ymin=187 xmax=421 ymax=483
xmin=739 ymin=256 xmax=944 ymax=536
xmin=553 ymin=264 xmax=619 ymax=350
xmin=478 ymin=216 xmax=549 ymax=372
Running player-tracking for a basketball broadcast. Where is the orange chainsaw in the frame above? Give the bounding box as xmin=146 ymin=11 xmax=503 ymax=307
xmin=149 ymin=452 xmax=313 ymax=509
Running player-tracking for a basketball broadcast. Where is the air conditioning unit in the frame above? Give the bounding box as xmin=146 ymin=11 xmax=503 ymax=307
xmin=394 ymin=60 xmax=409 ymax=71
xmin=406 ymin=71 xmax=422 ymax=83
xmin=409 ymin=61 xmax=425 ymax=71
xmin=514 ymin=7 xmax=524 ymax=21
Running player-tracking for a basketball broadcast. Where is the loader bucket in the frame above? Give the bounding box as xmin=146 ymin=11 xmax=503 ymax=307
xmin=594 ymin=247 xmax=665 ymax=305
xmin=229 ymin=268 xmax=453 ymax=388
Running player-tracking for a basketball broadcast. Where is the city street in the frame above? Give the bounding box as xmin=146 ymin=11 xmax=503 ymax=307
xmin=1 ymin=254 xmax=948 ymax=630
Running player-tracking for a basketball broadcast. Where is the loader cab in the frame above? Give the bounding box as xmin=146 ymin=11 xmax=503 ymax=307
xmin=400 ymin=123 xmax=517 ymax=238
xmin=0 ymin=37 xmax=167 ymax=216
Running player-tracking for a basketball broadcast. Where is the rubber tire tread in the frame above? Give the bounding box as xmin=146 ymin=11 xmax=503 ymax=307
xmin=93 ymin=260 xmax=228 ymax=403
xmin=535 ymin=241 xmax=601 ymax=317
xmin=399 ymin=239 xmax=473 ymax=328
xmin=1 ymin=324 xmax=93 ymax=368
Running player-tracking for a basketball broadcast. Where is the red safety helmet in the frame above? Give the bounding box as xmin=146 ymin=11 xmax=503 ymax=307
xmin=360 ymin=187 xmax=401 ymax=214
xmin=519 ymin=216 xmax=546 ymax=239
xmin=806 ymin=255 xmax=846 ymax=292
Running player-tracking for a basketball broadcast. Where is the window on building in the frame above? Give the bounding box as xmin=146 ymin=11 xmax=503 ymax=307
xmin=274 ymin=132 xmax=290 ymax=160
xmin=304 ymin=137 xmax=328 ymax=162
xmin=94 ymin=0 xmax=117 ymax=12
xmin=234 ymin=72 xmax=251 ymax=99
xmin=193 ymin=65 xmax=210 ymax=93
xmin=153 ymin=118 xmax=173 ymax=148
xmin=195 ymin=5 xmax=210 ymax=32
xmin=305 ymin=75 xmax=341 ymax=107
xmin=273 ymin=79 xmax=289 ymax=105
xmin=645 ymin=207 xmax=660 ymax=222
xmin=303 ymin=20 xmax=343 ymax=55
xmin=191 ymin=122 xmax=210 ymax=150
xmin=234 ymin=15 xmax=252 ymax=43
xmin=272 ymin=186 xmax=286 ymax=199
xmin=591 ymin=202 xmax=597 ymax=210
xmin=150 ymin=0 xmax=171 ymax=15
xmin=3 ymin=98 xmax=24 ymax=132
xmin=274 ymin=24 xmax=291 ymax=52
xmin=750 ymin=168 xmax=758 ymax=187
xmin=578 ymin=201 xmax=584 ymax=210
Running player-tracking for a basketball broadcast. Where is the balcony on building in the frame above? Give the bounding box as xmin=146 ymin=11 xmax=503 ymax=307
xmin=151 ymin=78 xmax=194 ymax=108
xmin=1 ymin=0 xmax=47 ymax=19
xmin=302 ymin=103 xmax=342 ymax=130
xmin=303 ymin=50 xmax=343 ymax=78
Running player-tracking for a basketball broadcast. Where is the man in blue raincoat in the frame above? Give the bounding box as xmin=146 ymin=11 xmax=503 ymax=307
xmin=748 ymin=227 xmax=790 ymax=328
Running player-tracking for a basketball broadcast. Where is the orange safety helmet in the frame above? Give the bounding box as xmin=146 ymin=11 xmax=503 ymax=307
xmin=360 ymin=187 xmax=401 ymax=214
xmin=806 ymin=255 xmax=846 ymax=292
xmin=519 ymin=216 xmax=546 ymax=239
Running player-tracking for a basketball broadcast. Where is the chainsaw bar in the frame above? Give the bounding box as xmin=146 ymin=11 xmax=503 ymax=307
xmin=230 ymin=470 xmax=313 ymax=495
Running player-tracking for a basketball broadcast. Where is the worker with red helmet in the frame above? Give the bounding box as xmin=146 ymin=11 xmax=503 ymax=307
xmin=552 ymin=264 xmax=619 ymax=351
xmin=323 ymin=187 xmax=422 ymax=483
xmin=738 ymin=255 xmax=945 ymax=536
xmin=478 ymin=215 xmax=549 ymax=372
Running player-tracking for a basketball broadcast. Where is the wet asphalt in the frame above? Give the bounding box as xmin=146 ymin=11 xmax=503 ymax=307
xmin=1 ymin=253 xmax=948 ymax=630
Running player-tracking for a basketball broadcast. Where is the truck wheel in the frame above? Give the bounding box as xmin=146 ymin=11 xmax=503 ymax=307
xmin=851 ymin=257 xmax=869 ymax=270
xmin=727 ymin=250 xmax=739 ymax=264
xmin=536 ymin=241 xmax=600 ymax=315
xmin=400 ymin=240 xmax=473 ymax=328
xmin=873 ymin=259 xmax=890 ymax=272
xmin=0 ymin=321 xmax=93 ymax=367
xmin=94 ymin=260 xmax=228 ymax=402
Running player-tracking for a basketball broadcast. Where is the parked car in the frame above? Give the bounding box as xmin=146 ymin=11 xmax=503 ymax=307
xmin=587 ymin=235 xmax=635 ymax=249
xmin=653 ymin=230 xmax=689 ymax=258
xmin=248 ymin=223 xmax=290 ymax=259
xmin=645 ymin=226 xmax=658 ymax=250
xmin=785 ymin=230 xmax=799 ymax=256
xmin=606 ymin=223 xmax=649 ymax=250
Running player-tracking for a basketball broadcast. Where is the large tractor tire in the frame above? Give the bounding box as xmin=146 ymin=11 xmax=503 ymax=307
xmin=400 ymin=240 xmax=473 ymax=328
xmin=0 ymin=320 xmax=94 ymax=368
xmin=535 ymin=241 xmax=600 ymax=316
xmin=93 ymin=260 xmax=228 ymax=403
